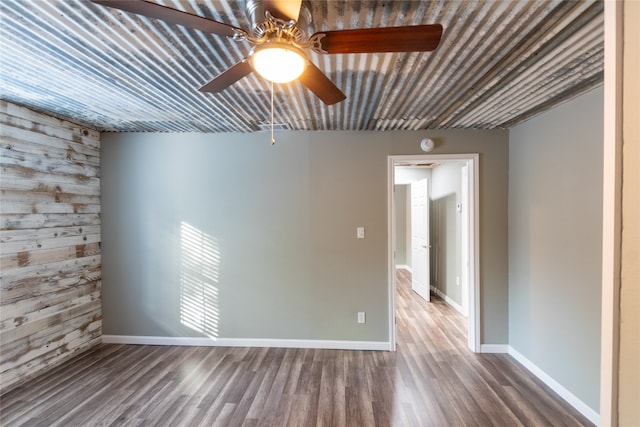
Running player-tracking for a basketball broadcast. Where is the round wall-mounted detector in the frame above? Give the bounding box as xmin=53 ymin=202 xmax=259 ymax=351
xmin=420 ymin=137 xmax=435 ymax=152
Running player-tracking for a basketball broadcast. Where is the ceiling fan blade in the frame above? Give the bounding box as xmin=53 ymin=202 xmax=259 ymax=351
xmin=310 ymin=24 xmax=443 ymax=54
xmin=298 ymin=62 xmax=346 ymax=105
xmin=199 ymin=60 xmax=253 ymax=93
xmin=263 ymin=0 xmax=302 ymax=22
xmin=91 ymin=0 xmax=244 ymax=38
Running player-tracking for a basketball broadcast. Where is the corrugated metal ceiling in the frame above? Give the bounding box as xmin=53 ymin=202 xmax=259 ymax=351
xmin=0 ymin=0 xmax=603 ymax=132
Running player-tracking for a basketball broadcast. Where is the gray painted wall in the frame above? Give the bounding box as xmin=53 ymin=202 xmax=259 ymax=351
xmin=509 ymin=87 xmax=603 ymax=411
xmin=101 ymin=129 xmax=508 ymax=344
xmin=394 ymin=185 xmax=408 ymax=266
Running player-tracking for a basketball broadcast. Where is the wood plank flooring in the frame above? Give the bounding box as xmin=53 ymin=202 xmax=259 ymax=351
xmin=0 ymin=269 xmax=593 ymax=426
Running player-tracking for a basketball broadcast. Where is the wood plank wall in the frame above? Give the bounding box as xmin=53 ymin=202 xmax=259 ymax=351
xmin=0 ymin=101 xmax=102 ymax=394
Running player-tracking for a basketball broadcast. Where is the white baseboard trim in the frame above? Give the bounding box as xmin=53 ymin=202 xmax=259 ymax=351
xmin=396 ymin=265 xmax=411 ymax=272
xmin=508 ymin=346 xmax=599 ymax=425
xmin=480 ymin=344 xmax=509 ymax=353
xmin=102 ymin=335 xmax=392 ymax=351
xmin=434 ymin=288 xmax=466 ymax=316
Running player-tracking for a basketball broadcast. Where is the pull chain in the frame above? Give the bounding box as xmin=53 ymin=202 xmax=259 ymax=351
xmin=270 ymin=80 xmax=275 ymax=145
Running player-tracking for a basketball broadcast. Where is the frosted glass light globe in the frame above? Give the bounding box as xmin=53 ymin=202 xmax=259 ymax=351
xmin=251 ymin=44 xmax=306 ymax=83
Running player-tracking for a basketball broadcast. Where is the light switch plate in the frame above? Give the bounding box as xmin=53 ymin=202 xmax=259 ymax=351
xmin=357 ymin=312 xmax=366 ymax=323
xmin=357 ymin=227 xmax=365 ymax=239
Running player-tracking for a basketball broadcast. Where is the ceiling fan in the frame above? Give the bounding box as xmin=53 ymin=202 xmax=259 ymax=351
xmin=92 ymin=0 xmax=443 ymax=105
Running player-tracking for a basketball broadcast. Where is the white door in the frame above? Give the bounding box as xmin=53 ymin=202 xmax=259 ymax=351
xmin=411 ymin=178 xmax=430 ymax=301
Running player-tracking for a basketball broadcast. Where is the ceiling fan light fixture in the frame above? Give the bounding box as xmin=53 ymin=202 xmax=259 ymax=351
xmin=250 ymin=42 xmax=306 ymax=83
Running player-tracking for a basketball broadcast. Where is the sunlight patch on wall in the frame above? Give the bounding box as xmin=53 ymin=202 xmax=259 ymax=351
xmin=180 ymin=222 xmax=220 ymax=338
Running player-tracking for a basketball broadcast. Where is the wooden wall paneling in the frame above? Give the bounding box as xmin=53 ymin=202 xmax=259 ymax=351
xmin=0 ymin=242 xmax=101 ymax=270
xmin=0 ymin=101 xmax=101 ymax=145
xmin=0 ymin=101 xmax=102 ymax=394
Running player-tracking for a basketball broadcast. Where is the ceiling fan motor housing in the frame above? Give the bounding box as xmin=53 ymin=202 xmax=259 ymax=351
xmin=245 ymin=0 xmax=312 ymax=43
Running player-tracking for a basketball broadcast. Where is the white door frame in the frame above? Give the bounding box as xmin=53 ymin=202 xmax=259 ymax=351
xmin=461 ymin=164 xmax=470 ymax=315
xmin=388 ymin=153 xmax=480 ymax=352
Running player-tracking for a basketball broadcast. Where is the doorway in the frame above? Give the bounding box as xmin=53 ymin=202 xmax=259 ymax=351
xmin=387 ymin=154 xmax=480 ymax=352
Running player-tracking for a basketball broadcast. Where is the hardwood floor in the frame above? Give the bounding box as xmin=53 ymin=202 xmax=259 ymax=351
xmin=1 ymin=269 xmax=593 ymax=426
